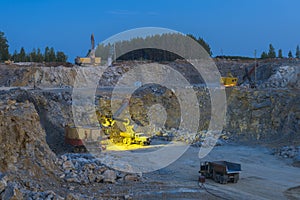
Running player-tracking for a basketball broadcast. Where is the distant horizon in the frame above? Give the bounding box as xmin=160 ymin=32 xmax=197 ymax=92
xmin=1 ymin=0 xmax=299 ymax=61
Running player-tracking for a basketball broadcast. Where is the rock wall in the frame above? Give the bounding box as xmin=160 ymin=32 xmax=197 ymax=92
xmin=2 ymin=89 xmax=74 ymax=154
xmin=1 ymin=59 xmax=299 ymax=149
xmin=0 ymin=98 xmax=58 ymax=175
xmin=0 ymin=64 xmax=75 ymax=87
xmin=225 ymin=88 xmax=300 ymax=145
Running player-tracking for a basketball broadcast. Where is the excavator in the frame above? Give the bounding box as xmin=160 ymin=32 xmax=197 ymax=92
xmin=220 ymin=61 xmax=259 ymax=87
xmin=239 ymin=63 xmax=258 ymax=88
xmin=65 ymin=98 xmax=151 ymax=152
xmin=220 ymin=72 xmax=238 ymax=87
xmin=98 ymin=98 xmax=151 ymax=145
xmin=75 ymin=33 xmax=101 ymax=66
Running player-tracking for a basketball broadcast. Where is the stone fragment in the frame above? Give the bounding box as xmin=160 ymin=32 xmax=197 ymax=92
xmin=103 ymin=170 xmax=117 ymax=183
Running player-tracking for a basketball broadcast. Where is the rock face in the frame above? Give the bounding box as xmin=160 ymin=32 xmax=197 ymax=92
xmin=225 ymin=88 xmax=300 ymax=144
xmin=0 ymin=95 xmax=64 ymax=199
xmin=0 ymin=97 xmax=57 ymax=174
xmin=1 ymin=60 xmax=299 ymax=148
xmin=260 ymin=65 xmax=300 ymax=89
xmin=0 ymin=64 xmax=76 ymax=88
xmin=0 ymin=89 xmax=73 ymax=154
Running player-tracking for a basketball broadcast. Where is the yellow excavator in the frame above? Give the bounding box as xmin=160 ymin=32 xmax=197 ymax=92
xmin=97 ymin=99 xmax=151 ymax=145
xmin=75 ymin=33 xmax=101 ymax=66
xmin=220 ymin=72 xmax=238 ymax=87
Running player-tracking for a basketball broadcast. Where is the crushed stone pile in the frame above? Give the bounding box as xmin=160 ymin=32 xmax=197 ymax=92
xmin=58 ymin=153 xmax=141 ymax=185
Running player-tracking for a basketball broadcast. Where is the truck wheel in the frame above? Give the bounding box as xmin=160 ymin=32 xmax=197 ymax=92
xmin=220 ymin=176 xmax=224 ymax=184
xmin=233 ymin=174 xmax=239 ymax=183
xmin=74 ymin=146 xmax=79 ymax=153
xmin=220 ymin=175 xmax=228 ymax=184
xmin=127 ymin=138 xmax=132 ymax=145
xmin=214 ymin=174 xmax=220 ymax=183
xmin=123 ymin=138 xmax=127 ymax=144
xmin=80 ymin=146 xmax=86 ymax=153
xmin=213 ymin=171 xmax=217 ymax=182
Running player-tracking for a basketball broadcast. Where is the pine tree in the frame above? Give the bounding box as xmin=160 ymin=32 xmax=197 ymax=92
xmin=261 ymin=51 xmax=268 ymax=59
xmin=288 ymin=50 xmax=293 ymax=58
xmin=30 ymin=48 xmax=37 ymax=62
xmin=49 ymin=47 xmax=56 ymax=62
xmin=12 ymin=50 xmax=18 ymax=62
xmin=268 ymin=44 xmax=276 ymax=58
xmin=44 ymin=46 xmax=50 ymax=62
xmin=19 ymin=47 xmax=26 ymax=62
xmin=296 ymin=45 xmax=300 ymax=59
xmin=36 ymin=48 xmax=44 ymax=62
xmin=0 ymin=31 xmax=10 ymax=61
xmin=278 ymin=49 xmax=283 ymax=58
xmin=187 ymin=34 xmax=212 ymax=56
xmin=56 ymin=51 xmax=68 ymax=62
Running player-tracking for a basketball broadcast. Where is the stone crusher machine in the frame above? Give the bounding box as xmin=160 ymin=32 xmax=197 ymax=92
xmin=64 ymin=125 xmax=107 ymax=153
xmin=199 ymin=161 xmax=241 ymax=184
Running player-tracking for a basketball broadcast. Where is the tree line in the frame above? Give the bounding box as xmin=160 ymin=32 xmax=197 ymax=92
xmin=0 ymin=31 xmax=68 ymax=62
xmin=95 ymin=33 xmax=212 ymax=62
xmin=11 ymin=46 xmax=68 ymax=62
xmin=261 ymin=44 xmax=300 ymax=59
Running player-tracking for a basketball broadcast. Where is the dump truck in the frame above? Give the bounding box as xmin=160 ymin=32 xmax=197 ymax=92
xmin=199 ymin=161 xmax=241 ymax=184
xmin=65 ymin=125 xmax=107 ymax=153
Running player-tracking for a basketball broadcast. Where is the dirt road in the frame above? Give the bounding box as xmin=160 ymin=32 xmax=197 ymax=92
xmin=94 ymin=142 xmax=300 ymax=199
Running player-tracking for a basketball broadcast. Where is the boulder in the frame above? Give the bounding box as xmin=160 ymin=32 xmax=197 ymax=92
xmin=103 ymin=170 xmax=117 ymax=184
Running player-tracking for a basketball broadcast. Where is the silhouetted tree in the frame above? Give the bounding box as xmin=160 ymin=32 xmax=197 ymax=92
xmin=261 ymin=51 xmax=268 ymax=59
xmin=278 ymin=49 xmax=283 ymax=58
xmin=56 ymin=51 xmax=68 ymax=62
xmin=44 ymin=46 xmax=50 ymax=62
xmin=12 ymin=50 xmax=18 ymax=61
xmin=36 ymin=48 xmax=44 ymax=62
xmin=288 ymin=50 xmax=293 ymax=58
xmin=49 ymin=47 xmax=56 ymax=62
xmin=187 ymin=34 xmax=212 ymax=56
xmin=19 ymin=47 xmax=26 ymax=62
xmin=296 ymin=45 xmax=300 ymax=59
xmin=268 ymin=44 xmax=276 ymax=58
xmin=0 ymin=31 xmax=10 ymax=61
xmin=30 ymin=48 xmax=37 ymax=62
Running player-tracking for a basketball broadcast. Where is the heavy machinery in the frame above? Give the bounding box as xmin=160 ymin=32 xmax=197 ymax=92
xmin=240 ymin=63 xmax=258 ymax=88
xmin=97 ymin=98 xmax=151 ymax=146
xmin=220 ymin=72 xmax=238 ymax=87
xmin=119 ymin=119 xmax=151 ymax=145
xmin=65 ymin=125 xmax=107 ymax=153
xmin=199 ymin=161 xmax=241 ymax=184
xmin=75 ymin=33 xmax=101 ymax=66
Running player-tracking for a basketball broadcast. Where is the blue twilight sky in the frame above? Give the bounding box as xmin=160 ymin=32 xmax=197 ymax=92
xmin=0 ymin=0 xmax=299 ymax=61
